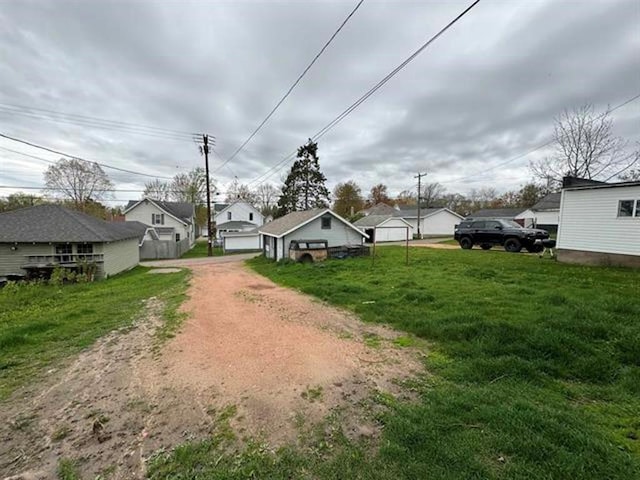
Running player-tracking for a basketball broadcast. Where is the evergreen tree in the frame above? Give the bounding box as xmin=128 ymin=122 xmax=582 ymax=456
xmin=277 ymin=139 xmax=330 ymax=216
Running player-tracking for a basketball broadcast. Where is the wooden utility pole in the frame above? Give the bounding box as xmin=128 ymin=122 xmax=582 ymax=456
xmin=414 ymin=171 xmax=427 ymax=239
xmin=202 ymin=134 xmax=213 ymax=257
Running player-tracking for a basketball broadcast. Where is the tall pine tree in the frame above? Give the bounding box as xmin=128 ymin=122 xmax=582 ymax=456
xmin=277 ymin=139 xmax=330 ymax=216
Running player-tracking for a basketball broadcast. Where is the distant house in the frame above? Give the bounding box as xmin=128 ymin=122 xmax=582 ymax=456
xmin=515 ymin=193 xmax=561 ymax=231
xmin=354 ymin=215 xmax=413 ymax=242
xmin=213 ymin=201 xmax=264 ymax=239
xmin=124 ymin=198 xmax=196 ymax=246
xmin=556 ymin=177 xmax=640 ymax=267
xmin=397 ymin=207 xmax=464 ymax=237
xmin=0 ymin=205 xmax=141 ymax=279
xmin=259 ymin=209 xmax=367 ymax=261
xmin=466 ymin=208 xmax=524 ymax=222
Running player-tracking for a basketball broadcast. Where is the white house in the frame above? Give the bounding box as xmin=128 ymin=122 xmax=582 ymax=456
xmin=515 ymin=192 xmax=561 ymax=231
xmin=213 ymin=201 xmax=264 ymax=239
xmin=124 ymin=198 xmax=196 ymax=246
xmin=397 ymin=207 xmax=464 ymax=237
xmin=557 ymin=177 xmax=640 ymax=268
xmin=259 ymin=209 xmax=367 ymax=261
xmin=354 ymin=215 xmax=413 ymax=242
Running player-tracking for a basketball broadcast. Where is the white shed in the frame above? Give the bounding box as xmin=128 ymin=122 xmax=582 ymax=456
xmin=557 ymin=177 xmax=640 ymax=267
xmin=398 ymin=207 xmax=464 ymax=237
xmin=222 ymin=231 xmax=262 ymax=252
xmin=259 ymin=209 xmax=367 ymax=261
xmin=353 ymin=215 xmax=412 ymax=242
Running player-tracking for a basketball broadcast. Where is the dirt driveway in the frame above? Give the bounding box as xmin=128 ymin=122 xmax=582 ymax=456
xmin=1 ymin=263 xmax=423 ymax=480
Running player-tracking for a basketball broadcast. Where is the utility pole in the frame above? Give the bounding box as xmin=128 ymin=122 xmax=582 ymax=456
xmin=202 ymin=134 xmax=213 ymax=257
xmin=414 ymin=171 xmax=427 ymax=239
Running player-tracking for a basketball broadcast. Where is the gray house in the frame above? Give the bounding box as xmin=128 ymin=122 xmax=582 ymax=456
xmin=0 ymin=205 xmax=141 ymax=279
xmin=259 ymin=209 xmax=367 ymax=261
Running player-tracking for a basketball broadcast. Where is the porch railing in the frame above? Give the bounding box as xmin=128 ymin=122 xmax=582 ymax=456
xmin=22 ymin=253 xmax=105 ymax=266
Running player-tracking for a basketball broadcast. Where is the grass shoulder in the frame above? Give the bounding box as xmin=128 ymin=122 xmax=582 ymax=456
xmin=0 ymin=266 xmax=189 ymax=400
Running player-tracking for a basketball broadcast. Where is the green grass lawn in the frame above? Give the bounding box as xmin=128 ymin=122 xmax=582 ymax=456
xmin=151 ymin=248 xmax=640 ymax=479
xmin=180 ymin=240 xmax=224 ymax=258
xmin=0 ymin=267 xmax=189 ymax=400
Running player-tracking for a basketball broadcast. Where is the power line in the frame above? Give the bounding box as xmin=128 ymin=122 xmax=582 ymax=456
xmin=0 ymin=132 xmax=174 ymax=180
xmin=445 ymin=91 xmax=640 ymax=183
xmin=217 ymin=0 xmax=366 ymax=173
xmin=247 ymin=0 xmax=482 ymax=186
xmin=0 ymin=102 xmax=209 ymax=140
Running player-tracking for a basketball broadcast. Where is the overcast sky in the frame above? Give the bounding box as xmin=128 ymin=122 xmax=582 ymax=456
xmin=1 ymin=0 xmax=639 ymax=205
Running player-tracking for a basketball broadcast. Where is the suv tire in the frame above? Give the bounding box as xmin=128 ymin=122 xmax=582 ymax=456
xmin=504 ymin=238 xmax=522 ymax=253
xmin=459 ymin=237 xmax=473 ymax=249
xmin=480 ymin=244 xmax=492 ymax=250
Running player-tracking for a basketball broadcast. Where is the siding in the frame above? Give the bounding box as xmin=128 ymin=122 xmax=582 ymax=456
xmin=0 ymin=243 xmax=53 ymax=276
xmin=557 ymin=185 xmax=640 ymax=256
xmin=282 ymin=217 xmax=364 ymax=258
xmin=125 ymin=200 xmax=192 ymax=244
xmin=374 ymin=218 xmax=411 ymax=242
xmin=423 ymin=211 xmax=463 ymax=236
xmin=223 ymin=233 xmax=262 ymax=251
xmin=102 ymin=238 xmax=139 ymax=277
xmin=214 ymin=202 xmax=264 ymax=231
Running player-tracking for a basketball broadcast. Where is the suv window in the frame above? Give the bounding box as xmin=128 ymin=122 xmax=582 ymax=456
xmin=471 ymin=221 xmax=485 ymax=229
xmin=485 ymin=220 xmax=501 ymax=229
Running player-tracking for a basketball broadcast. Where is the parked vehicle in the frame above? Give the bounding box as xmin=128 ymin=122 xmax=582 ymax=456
xmin=454 ymin=219 xmax=549 ymax=253
xmin=289 ymin=239 xmax=328 ymax=263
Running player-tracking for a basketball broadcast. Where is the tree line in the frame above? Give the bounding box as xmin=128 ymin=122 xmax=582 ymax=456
xmin=2 ymin=103 xmax=637 ymax=223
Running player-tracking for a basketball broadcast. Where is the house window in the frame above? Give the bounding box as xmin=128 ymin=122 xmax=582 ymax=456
xmin=321 ymin=216 xmax=332 ymax=229
xmin=227 ymin=211 xmax=232 ymax=220
xmin=249 ymin=212 xmax=254 ymax=221
xmin=636 ymin=200 xmax=640 ymax=217
xmin=152 ymin=213 xmax=165 ymax=225
xmin=55 ymin=244 xmax=72 ymax=262
xmin=176 ymin=233 xmax=181 ymax=242
xmin=77 ymin=244 xmax=93 ymax=254
xmin=618 ymin=200 xmax=634 ymax=217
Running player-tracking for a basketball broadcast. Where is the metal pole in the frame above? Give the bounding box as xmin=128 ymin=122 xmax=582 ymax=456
xmin=371 ymin=227 xmax=376 ymax=267
xmin=203 ymin=134 xmax=213 ymax=257
xmin=414 ymin=171 xmax=427 ymax=240
xmin=405 ymin=226 xmax=409 ymax=265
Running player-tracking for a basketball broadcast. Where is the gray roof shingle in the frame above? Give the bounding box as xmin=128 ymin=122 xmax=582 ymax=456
xmin=259 ymin=210 xmax=325 ymax=237
xmin=0 ymin=205 xmax=142 ymax=243
xmin=397 ymin=207 xmax=443 ymax=218
xmin=354 ymin=215 xmax=394 ymax=227
xmin=530 ymin=192 xmax=561 ymax=211
xmin=467 ymin=208 xmax=524 ymax=219
xmin=359 ymin=203 xmax=398 ymax=216
xmin=216 ymin=220 xmax=256 ymax=229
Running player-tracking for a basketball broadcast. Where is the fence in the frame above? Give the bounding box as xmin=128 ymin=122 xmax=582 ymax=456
xmin=139 ymin=238 xmax=191 ymax=260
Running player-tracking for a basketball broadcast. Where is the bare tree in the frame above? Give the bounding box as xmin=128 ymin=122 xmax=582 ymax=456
xmin=421 ymin=182 xmax=446 ymax=207
xmin=171 ymin=167 xmax=214 ymax=204
xmin=225 ymin=178 xmax=258 ymax=204
xmin=531 ymin=104 xmax=639 ymax=186
xmin=619 ymin=167 xmax=640 ymax=182
xmin=254 ymin=183 xmax=280 ymax=216
xmin=44 ymin=158 xmax=113 ymax=209
xmin=469 ymin=187 xmax=499 ymax=210
xmin=143 ymin=179 xmax=171 ymax=201
xmin=368 ymin=183 xmax=391 ymax=206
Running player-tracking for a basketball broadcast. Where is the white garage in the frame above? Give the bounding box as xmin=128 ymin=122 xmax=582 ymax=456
xmin=397 ymin=207 xmax=464 ymax=237
xmin=222 ymin=231 xmax=262 ymax=252
xmin=354 ymin=215 xmax=413 ymax=243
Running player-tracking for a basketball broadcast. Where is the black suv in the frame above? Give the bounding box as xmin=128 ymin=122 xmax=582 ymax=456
xmin=454 ymin=219 xmax=549 ymax=253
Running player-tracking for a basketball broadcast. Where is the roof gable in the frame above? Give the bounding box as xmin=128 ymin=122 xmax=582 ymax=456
xmin=125 ymin=198 xmax=193 ymax=225
xmin=0 ymin=205 xmax=141 ymax=243
xmin=259 ymin=209 xmax=368 ymax=239
xmin=214 ymin=200 xmax=261 ymax=218
xmin=530 ymin=192 xmax=561 ymax=211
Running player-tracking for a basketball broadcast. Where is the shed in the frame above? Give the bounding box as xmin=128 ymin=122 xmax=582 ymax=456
xmin=398 ymin=207 xmax=464 ymax=236
xmin=222 ymin=230 xmax=262 ymax=252
xmin=353 ymin=215 xmax=412 ymax=242
xmin=515 ymin=192 xmax=561 ymax=231
xmin=259 ymin=209 xmax=367 ymax=261
xmin=556 ymin=177 xmax=640 ymax=267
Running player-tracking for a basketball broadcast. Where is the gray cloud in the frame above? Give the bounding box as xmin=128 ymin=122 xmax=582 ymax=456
xmin=1 ymin=0 xmax=638 ymax=205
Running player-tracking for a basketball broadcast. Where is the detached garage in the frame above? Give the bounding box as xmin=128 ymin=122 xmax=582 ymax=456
xmin=222 ymin=231 xmax=262 ymax=252
xmin=354 ymin=215 xmax=413 ymax=243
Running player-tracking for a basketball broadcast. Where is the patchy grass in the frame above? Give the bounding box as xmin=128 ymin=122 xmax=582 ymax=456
xmin=0 ymin=267 xmax=189 ymax=400
xmin=180 ymin=240 xmax=224 ymax=258
xmin=239 ymin=248 xmax=640 ymax=479
xmin=57 ymin=458 xmax=81 ymax=480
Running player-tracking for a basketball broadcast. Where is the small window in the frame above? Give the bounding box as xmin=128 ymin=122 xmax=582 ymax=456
xmin=618 ymin=200 xmax=634 ymax=217
xmin=56 ymin=244 xmax=72 ymax=254
xmin=152 ymin=213 xmax=165 ymax=225
xmin=485 ymin=221 xmax=500 ymax=229
xmin=176 ymin=233 xmax=181 ymax=242
xmin=636 ymin=200 xmax=640 ymax=217
xmin=321 ymin=216 xmax=332 ymax=229
xmin=77 ymin=244 xmax=93 ymax=254
xmin=249 ymin=212 xmax=254 ymax=221
xmin=227 ymin=211 xmax=232 ymax=220
xmin=471 ymin=221 xmax=485 ymax=229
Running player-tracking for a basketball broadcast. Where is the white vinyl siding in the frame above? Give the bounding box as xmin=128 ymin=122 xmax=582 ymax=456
xmin=557 ymin=185 xmax=640 ymax=256
xmin=372 ymin=218 xmax=412 ymax=242
xmin=223 ymin=233 xmax=262 ymax=251
xmin=102 ymin=238 xmax=139 ymax=277
xmin=125 ymin=200 xmax=194 ymax=246
xmin=214 ymin=202 xmax=264 ymax=229
xmin=282 ymin=216 xmax=364 ymax=255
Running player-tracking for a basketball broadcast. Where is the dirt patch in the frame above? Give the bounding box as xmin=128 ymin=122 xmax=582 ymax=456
xmin=0 ymin=263 xmax=424 ymax=479
xmin=147 ymin=268 xmax=182 ymax=274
